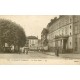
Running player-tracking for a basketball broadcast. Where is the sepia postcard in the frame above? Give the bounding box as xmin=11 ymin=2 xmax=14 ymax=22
xmin=0 ymin=15 xmax=80 ymax=65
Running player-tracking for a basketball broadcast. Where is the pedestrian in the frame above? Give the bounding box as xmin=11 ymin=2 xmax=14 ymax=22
xmin=26 ymin=48 xmax=28 ymax=54
xmin=55 ymin=47 xmax=59 ymax=57
xmin=56 ymin=48 xmax=59 ymax=56
xmin=24 ymin=47 xmax=28 ymax=54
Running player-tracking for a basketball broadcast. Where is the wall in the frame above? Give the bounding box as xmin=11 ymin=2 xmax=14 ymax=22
xmin=47 ymin=15 xmax=73 ymax=52
xmin=28 ymin=39 xmax=38 ymax=50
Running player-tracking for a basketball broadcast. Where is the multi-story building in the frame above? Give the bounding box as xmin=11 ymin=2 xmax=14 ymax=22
xmin=27 ymin=36 xmax=38 ymax=50
xmin=73 ymin=15 xmax=80 ymax=53
xmin=47 ymin=15 xmax=80 ymax=53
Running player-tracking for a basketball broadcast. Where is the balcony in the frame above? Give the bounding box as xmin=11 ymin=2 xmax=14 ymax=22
xmin=55 ymin=35 xmax=69 ymax=40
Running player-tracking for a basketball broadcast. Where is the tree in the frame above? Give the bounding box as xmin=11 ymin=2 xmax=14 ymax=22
xmin=41 ymin=28 xmax=48 ymax=36
xmin=0 ymin=19 xmax=26 ymax=52
xmin=41 ymin=28 xmax=48 ymax=46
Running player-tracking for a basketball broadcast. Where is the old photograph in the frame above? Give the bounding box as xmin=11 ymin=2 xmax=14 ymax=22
xmin=0 ymin=15 xmax=80 ymax=64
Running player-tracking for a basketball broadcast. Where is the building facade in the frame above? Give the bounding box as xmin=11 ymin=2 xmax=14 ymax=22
xmin=47 ymin=15 xmax=80 ymax=53
xmin=73 ymin=15 xmax=80 ymax=53
xmin=27 ymin=36 xmax=38 ymax=50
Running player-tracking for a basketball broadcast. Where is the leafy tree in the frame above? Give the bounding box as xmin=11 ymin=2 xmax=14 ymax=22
xmin=0 ymin=19 xmax=26 ymax=52
xmin=41 ymin=28 xmax=48 ymax=46
xmin=41 ymin=28 xmax=48 ymax=36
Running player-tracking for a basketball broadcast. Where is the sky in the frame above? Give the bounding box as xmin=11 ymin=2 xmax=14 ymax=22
xmin=0 ymin=15 xmax=58 ymax=39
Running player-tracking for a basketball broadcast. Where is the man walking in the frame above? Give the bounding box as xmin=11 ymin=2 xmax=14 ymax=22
xmin=55 ymin=47 xmax=59 ymax=57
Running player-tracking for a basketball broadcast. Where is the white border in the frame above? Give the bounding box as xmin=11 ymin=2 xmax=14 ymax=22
xmin=0 ymin=0 xmax=80 ymax=80
xmin=0 ymin=0 xmax=80 ymax=15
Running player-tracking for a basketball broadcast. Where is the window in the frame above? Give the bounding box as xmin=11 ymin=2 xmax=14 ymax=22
xmin=70 ymin=32 xmax=71 ymax=35
xmin=70 ymin=18 xmax=72 ymax=23
xmin=70 ymin=25 xmax=71 ymax=29
xmin=75 ymin=37 xmax=77 ymax=51
xmin=70 ymin=42 xmax=71 ymax=46
xmin=62 ymin=29 xmax=63 ymax=35
xmin=65 ymin=27 xmax=67 ymax=35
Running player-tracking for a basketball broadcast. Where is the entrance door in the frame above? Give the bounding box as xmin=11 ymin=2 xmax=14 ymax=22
xmin=63 ymin=39 xmax=67 ymax=50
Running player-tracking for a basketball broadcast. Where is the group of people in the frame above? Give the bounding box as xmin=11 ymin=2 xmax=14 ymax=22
xmin=20 ymin=47 xmax=29 ymax=54
xmin=20 ymin=47 xmax=59 ymax=56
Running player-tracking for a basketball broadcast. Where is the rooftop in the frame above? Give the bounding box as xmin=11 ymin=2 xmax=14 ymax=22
xmin=27 ymin=36 xmax=38 ymax=39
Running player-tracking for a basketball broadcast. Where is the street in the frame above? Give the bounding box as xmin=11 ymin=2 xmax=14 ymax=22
xmin=0 ymin=51 xmax=58 ymax=59
xmin=0 ymin=51 xmax=80 ymax=64
xmin=0 ymin=51 xmax=80 ymax=59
